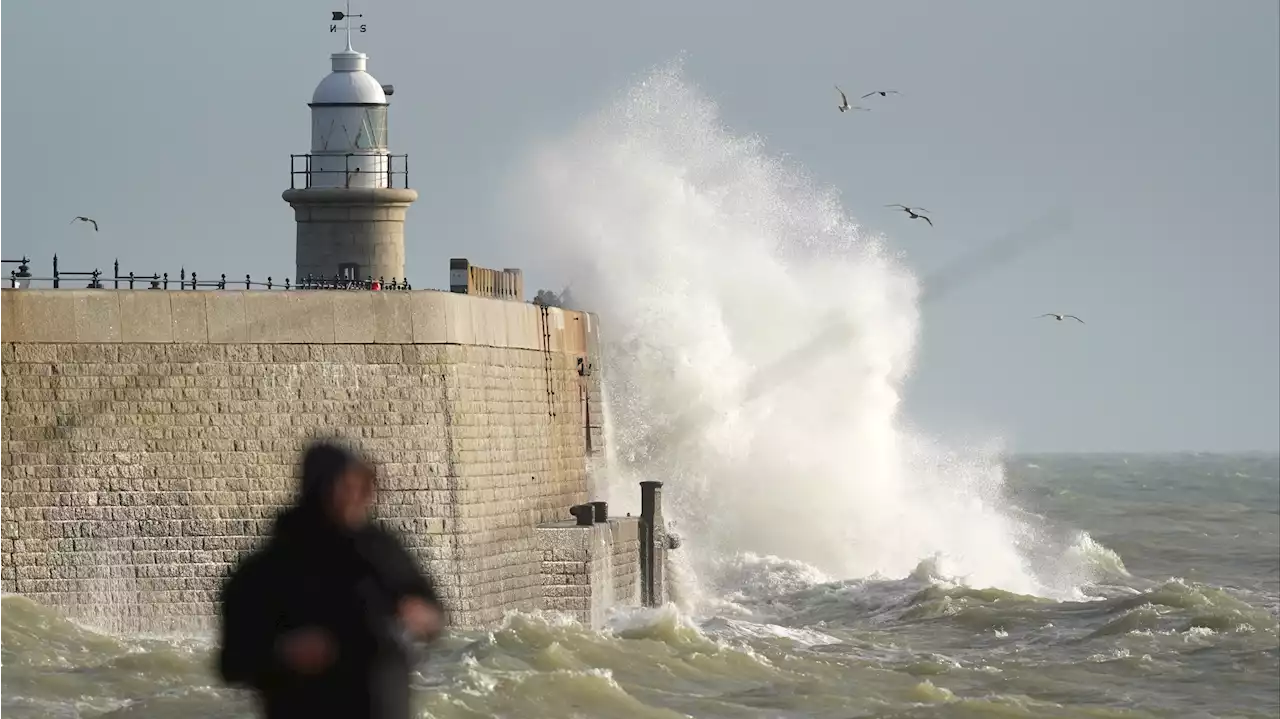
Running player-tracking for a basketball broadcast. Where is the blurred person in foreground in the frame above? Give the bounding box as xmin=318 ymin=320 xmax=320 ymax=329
xmin=217 ymin=440 xmax=444 ymax=719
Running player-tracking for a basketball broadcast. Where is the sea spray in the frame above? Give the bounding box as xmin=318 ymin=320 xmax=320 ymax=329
xmin=510 ymin=60 xmax=1094 ymax=601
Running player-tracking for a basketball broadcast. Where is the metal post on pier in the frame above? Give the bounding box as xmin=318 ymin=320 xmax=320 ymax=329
xmin=639 ymin=481 xmax=667 ymax=607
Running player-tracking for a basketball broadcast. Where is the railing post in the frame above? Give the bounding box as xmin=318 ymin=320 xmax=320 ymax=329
xmin=52 ymin=254 xmax=60 ymax=288
xmin=114 ymin=259 xmax=120 ymax=289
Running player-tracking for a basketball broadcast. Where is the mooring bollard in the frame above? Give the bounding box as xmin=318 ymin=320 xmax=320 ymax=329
xmin=639 ymin=481 xmax=667 ymax=607
xmin=569 ymin=503 xmax=595 ymax=526
xmin=590 ymin=501 xmax=608 ymax=523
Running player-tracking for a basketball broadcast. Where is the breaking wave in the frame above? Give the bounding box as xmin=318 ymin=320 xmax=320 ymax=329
xmin=511 ymin=60 xmax=1101 ymax=601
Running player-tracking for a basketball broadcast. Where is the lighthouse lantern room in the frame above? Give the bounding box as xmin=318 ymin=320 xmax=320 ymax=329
xmin=308 ymin=43 xmax=391 ymax=189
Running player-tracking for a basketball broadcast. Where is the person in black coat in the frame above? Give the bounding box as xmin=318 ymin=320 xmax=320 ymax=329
xmin=217 ymin=441 xmax=445 ymax=719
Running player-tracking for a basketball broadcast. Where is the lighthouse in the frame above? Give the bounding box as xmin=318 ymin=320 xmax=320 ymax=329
xmin=283 ymin=12 xmax=417 ymax=285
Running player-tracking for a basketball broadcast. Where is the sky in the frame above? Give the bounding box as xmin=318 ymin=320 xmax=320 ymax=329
xmin=2 ymin=0 xmax=1277 ymax=453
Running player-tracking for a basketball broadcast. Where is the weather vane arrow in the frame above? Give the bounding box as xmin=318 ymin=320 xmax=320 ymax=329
xmin=329 ymin=2 xmax=367 ymax=41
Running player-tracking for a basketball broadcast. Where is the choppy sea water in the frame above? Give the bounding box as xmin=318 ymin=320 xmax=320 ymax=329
xmin=3 ymin=453 xmax=1277 ymax=719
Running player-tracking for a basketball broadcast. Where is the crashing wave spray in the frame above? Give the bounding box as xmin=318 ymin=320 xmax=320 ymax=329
xmin=511 ymin=60 xmax=1087 ymax=600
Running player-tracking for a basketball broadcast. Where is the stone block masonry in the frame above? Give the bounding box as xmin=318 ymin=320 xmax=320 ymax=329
xmin=0 ymin=289 xmax=610 ymax=632
xmin=284 ymin=186 xmax=418 ymax=283
xmin=536 ymin=518 xmax=640 ymax=628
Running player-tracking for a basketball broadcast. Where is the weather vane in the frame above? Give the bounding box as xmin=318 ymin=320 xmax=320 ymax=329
xmin=330 ymin=0 xmax=367 ymax=46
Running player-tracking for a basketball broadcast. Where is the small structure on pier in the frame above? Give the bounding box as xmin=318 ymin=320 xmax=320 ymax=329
xmin=449 ymin=258 xmax=525 ymax=301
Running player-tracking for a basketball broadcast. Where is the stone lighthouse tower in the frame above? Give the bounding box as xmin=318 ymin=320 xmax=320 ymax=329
xmin=283 ymin=19 xmax=417 ymax=284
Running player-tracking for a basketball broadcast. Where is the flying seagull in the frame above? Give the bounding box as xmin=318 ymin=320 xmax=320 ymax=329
xmin=70 ymin=216 xmax=99 ymax=231
xmin=1037 ymin=313 xmax=1084 ymax=324
xmin=835 ymin=86 xmax=869 ymax=113
xmin=861 ymin=89 xmax=900 ymax=99
xmin=885 ymin=204 xmax=933 ymax=226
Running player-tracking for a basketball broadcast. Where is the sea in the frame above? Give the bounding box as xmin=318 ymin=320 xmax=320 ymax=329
xmin=2 ymin=454 xmax=1277 ymax=718
xmin=3 ymin=63 xmax=1278 ymax=718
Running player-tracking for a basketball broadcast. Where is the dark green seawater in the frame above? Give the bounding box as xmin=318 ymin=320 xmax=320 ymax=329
xmin=3 ymin=454 xmax=1278 ymax=718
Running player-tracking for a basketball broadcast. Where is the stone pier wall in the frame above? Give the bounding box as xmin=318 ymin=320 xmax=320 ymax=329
xmin=536 ymin=518 xmax=640 ymax=628
xmin=0 ymin=288 xmax=611 ymax=631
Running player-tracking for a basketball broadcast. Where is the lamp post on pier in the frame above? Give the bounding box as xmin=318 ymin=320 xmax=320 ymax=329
xmin=2 ymin=257 xmax=32 ymax=288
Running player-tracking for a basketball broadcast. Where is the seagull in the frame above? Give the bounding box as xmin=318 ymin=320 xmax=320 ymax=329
xmin=885 ymin=204 xmax=933 ymax=226
xmin=835 ymin=86 xmax=869 ymax=113
xmin=861 ymin=89 xmax=901 ymax=99
xmin=70 ymin=216 xmax=99 ymax=231
xmin=1037 ymin=313 xmax=1084 ymax=324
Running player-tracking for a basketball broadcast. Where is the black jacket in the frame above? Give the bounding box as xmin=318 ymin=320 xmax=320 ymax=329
xmin=217 ymin=508 xmax=442 ymax=719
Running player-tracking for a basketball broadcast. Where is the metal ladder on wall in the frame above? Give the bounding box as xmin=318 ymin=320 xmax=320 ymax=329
xmin=539 ymin=304 xmax=556 ymax=418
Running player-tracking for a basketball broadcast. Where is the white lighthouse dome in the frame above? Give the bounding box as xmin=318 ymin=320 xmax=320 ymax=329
xmin=311 ymin=49 xmax=387 ymax=105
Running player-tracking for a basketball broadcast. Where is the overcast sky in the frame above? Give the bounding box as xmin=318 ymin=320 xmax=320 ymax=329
xmin=3 ymin=0 xmax=1277 ymax=452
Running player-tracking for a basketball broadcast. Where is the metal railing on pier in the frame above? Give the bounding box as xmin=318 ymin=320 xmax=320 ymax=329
xmin=3 ymin=255 xmax=412 ymax=291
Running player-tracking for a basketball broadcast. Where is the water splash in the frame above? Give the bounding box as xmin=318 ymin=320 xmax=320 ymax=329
xmin=590 ymin=524 xmax=616 ymax=630
xmin=511 ymin=60 xmax=1088 ymax=601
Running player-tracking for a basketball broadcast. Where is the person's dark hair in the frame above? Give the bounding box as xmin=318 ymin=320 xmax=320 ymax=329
xmin=297 ymin=440 xmax=369 ymax=515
